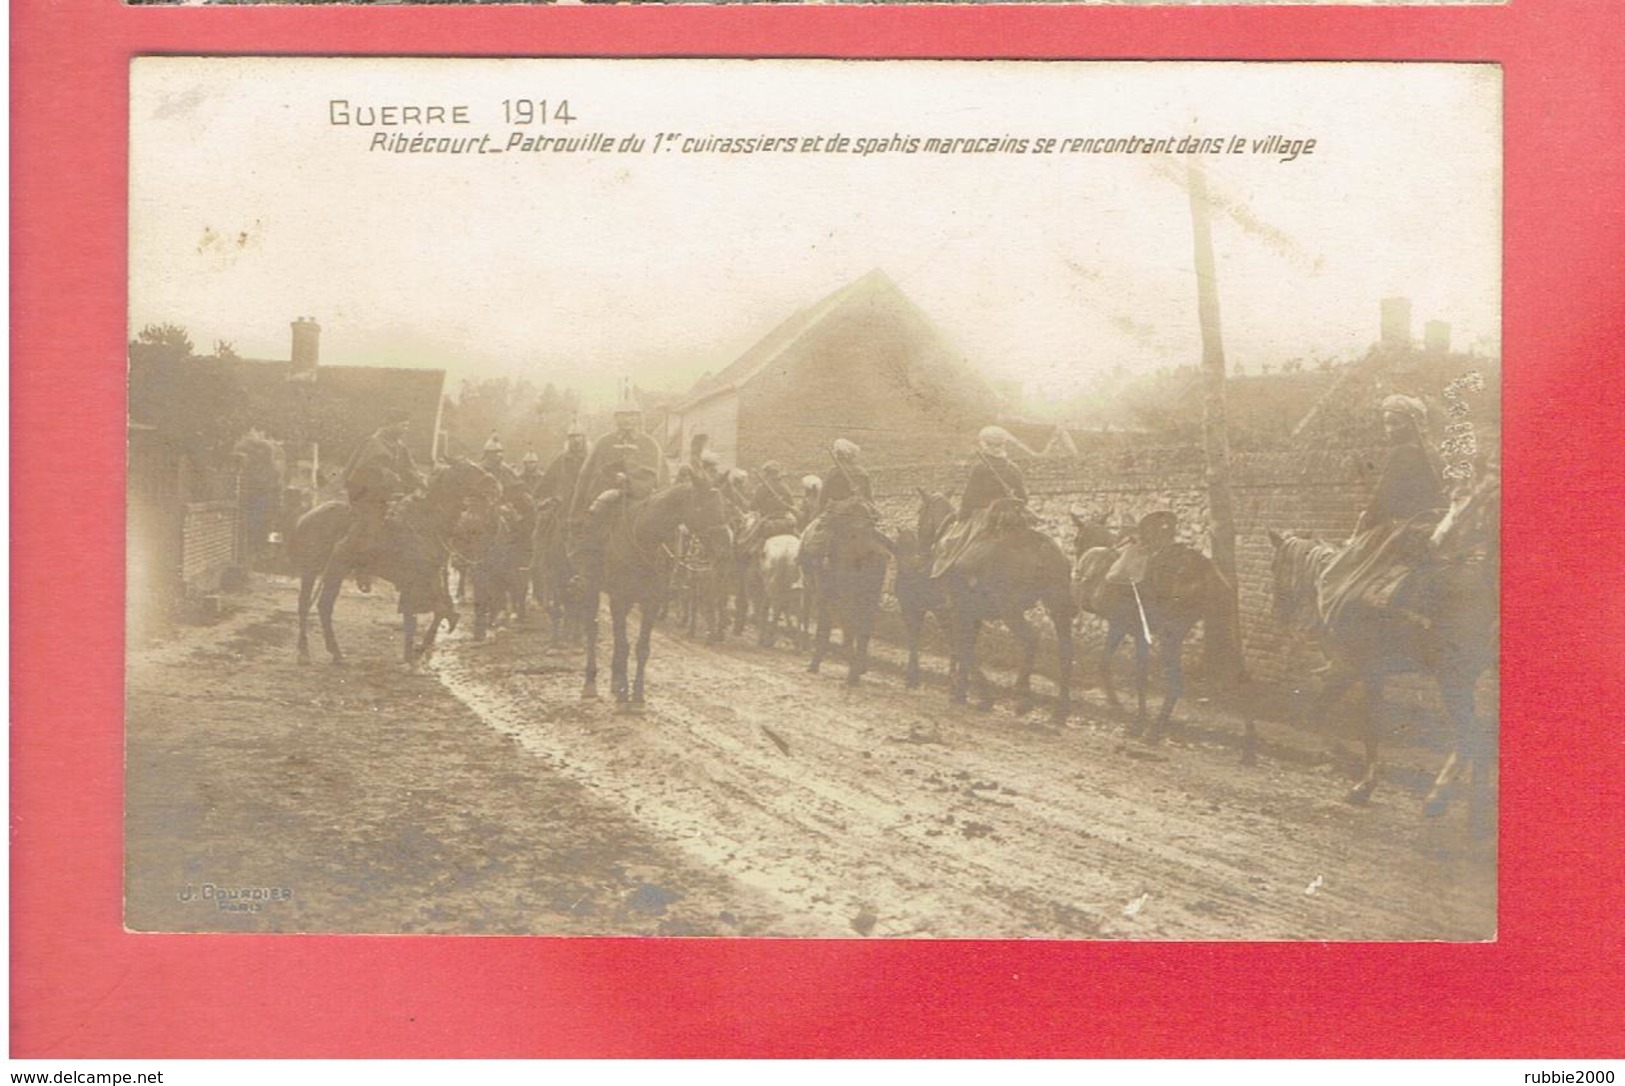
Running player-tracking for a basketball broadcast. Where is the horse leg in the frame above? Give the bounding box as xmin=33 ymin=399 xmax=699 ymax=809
xmin=948 ymin=609 xmax=977 ymax=706
xmin=1101 ymin=621 xmax=1127 ymax=713
xmin=632 ymin=604 xmax=655 ymax=705
xmin=402 ymin=613 xmax=417 ymax=665
xmin=731 ymin=565 xmax=748 ymax=637
xmin=903 ymin=609 xmax=924 ymax=689
xmin=1050 ymin=605 xmax=1073 ymax=726
xmin=1150 ymin=631 xmax=1187 ymax=744
xmin=1009 ymin=610 xmax=1038 ymax=717
xmin=1424 ymin=667 xmax=1482 ymax=819
xmin=580 ymin=588 xmax=600 ymax=700
xmin=317 ymin=559 xmax=347 ymax=665
xmin=970 ymin=621 xmax=993 ymax=712
xmin=611 ymin=599 xmax=631 ymax=704
xmin=297 ymin=571 xmax=316 ymax=664
xmin=808 ymin=597 xmax=830 ymax=674
xmin=1347 ymin=674 xmax=1384 ymax=805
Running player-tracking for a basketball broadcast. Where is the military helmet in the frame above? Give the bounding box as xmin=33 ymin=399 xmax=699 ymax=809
xmin=522 ymin=450 xmax=540 ymax=466
xmin=482 ymin=434 xmax=504 ymax=454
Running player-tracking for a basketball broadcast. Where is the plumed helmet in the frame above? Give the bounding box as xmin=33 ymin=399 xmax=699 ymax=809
xmin=1380 ymin=394 xmax=1428 ymax=431
xmin=482 ymin=434 xmax=504 ymax=454
xmin=832 ymin=438 xmax=860 ymax=461
xmin=522 ymin=450 xmax=540 ymax=465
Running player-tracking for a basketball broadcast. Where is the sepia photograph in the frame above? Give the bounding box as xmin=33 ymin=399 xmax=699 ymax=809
xmin=126 ymin=58 xmax=1501 ymax=941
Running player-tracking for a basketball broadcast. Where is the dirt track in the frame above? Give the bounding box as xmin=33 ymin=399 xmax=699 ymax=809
xmin=125 ymin=577 xmax=1495 ymax=939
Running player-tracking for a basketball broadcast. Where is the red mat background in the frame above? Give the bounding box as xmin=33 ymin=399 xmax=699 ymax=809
xmin=12 ymin=0 xmax=1624 ymax=1058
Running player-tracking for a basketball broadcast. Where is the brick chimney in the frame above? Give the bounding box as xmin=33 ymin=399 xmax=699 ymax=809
xmin=1424 ymin=320 xmax=1452 ymax=356
xmin=291 ymin=317 xmax=320 ymax=375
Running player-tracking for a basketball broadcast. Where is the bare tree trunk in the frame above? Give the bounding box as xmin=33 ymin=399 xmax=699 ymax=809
xmin=1187 ymin=161 xmax=1242 ymax=668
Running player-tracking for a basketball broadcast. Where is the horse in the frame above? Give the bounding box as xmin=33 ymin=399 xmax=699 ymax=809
xmin=1072 ymin=541 xmax=1244 ymax=741
xmin=893 ymin=489 xmax=956 ymax=689
xmin=293 ymin=458 xmax=498 ymax=666
xmin=528 ymin=496 xmax=576 ymax=641
xmin=577 ymin=475 xmax=728 ymax=707
xmin=1267 ymin=472 xmax=1499 ymax=822
xmin=753 ymin=534 xmax=805 ymax=650
xmin=802 ymin=498 xmax=894 ymax=685
xmin=450 ymin=494 xmax=531 ymax=641
xmin=933 ymin=502 xmax=1076 ymax=725
xmin=674 ymin=521 xmax=734 ymax=644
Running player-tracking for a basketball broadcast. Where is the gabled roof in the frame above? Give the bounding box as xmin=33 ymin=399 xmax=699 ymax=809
xmin=673 ymin=269 xmax=992 ymax=416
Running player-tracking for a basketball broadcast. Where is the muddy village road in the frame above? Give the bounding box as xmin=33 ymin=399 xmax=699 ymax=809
xmin=126 ymin=578 xmax=1495 ymax=940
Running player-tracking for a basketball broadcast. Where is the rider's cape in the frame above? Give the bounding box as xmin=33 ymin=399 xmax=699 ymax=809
xmin=930 ymin=497 xmax=1028 ymax=579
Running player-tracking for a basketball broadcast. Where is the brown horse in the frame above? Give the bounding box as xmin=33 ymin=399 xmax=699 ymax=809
xmin=802 ymin=498 xmax=894 ymax=686
xmin=894 ymin=489 xmax=956 ymax=689
xmin=578 ymin=476 xmax=728 ymax=707
xmin=1073 ymin=541 xmax=1244 ymax=740
xmin=934 ymin=503 xmax=1076 ymax=725
xmin=1267 ymin=473 xmax=1498 ymax=822
xmin=293 ymin=458 xmax=499 ymax=665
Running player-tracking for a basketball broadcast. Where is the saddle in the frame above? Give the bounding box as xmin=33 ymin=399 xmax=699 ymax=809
xmin=930 ymin=499 xmax=1031 ymax=580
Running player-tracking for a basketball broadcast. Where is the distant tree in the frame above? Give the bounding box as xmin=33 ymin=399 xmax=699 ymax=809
xmin=132 ymin=322 xmax=195 ymax=360
xmin=214 ymin=339 xmax=240 ymax=361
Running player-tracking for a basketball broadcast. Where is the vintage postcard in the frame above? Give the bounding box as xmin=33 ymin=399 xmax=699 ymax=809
xmin=127 ymin=58 xmax=1501 ymax=940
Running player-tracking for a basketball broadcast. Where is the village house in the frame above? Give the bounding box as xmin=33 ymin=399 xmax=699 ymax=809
xmin=667 ymin=270 xmax=999 ymax=476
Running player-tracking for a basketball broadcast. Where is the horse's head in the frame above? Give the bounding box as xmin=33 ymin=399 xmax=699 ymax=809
xmin=914 ymin=488 xmax=955 ymax=551
xmin=1069 ymin=505 xmax=1117 ymax=557
xmin=1267 ymin=529 xmax=1336 ymax=627
xmin=432 ymin=457 xmax=501 ymax=506
xmin=679 ymin=472 xmax=728 ymax=538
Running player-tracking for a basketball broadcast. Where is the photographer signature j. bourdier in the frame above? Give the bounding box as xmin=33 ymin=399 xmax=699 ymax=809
xmin=177 ymin=883 xmax=294 ymax=913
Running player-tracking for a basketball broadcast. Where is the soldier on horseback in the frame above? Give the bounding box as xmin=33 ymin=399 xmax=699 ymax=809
xmin=480 ymin=434 xmax=520 ymax=491
xmin=801 ymin=438 xmax=875 ymax=567
xmin=518 ymin=449 xmax=543 ymax=497
xmin=570 ymin=396 xmax=669 ymax=521
xmin=1318 ymin=393 xmax=1447 ymax=637
xmin=727 ymin=460 xmax=800 ymax=573
xmin=930 ymin=426 xmax=1030 ymax=579
xmin=568 ymin=392 xmax=670 ymax=584
xmin=537 ymin=421 xmax=589 ymax=507
xmin=339 ymin=409 xmax=421 ymax=591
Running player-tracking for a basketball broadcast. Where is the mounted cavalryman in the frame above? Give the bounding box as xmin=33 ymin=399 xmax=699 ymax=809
xmin=930 ymin=426 xmax=1030 ymax=579
xmin=569 ymin=391 xmax=669 ymax=524
xmin=1318 ymin=392 xmax=1448 ymax=636
xmin=338 ymin=408 xmax=420 ymax=592
xmin=537 ymin=420 xmax=589 ymax=508
xmin=802 ymin=438 xmax=875 ymax=567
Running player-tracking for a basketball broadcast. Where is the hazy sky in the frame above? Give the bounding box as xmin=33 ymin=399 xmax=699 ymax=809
xmin=130 ymin=59 xmax=1501 ymax=408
